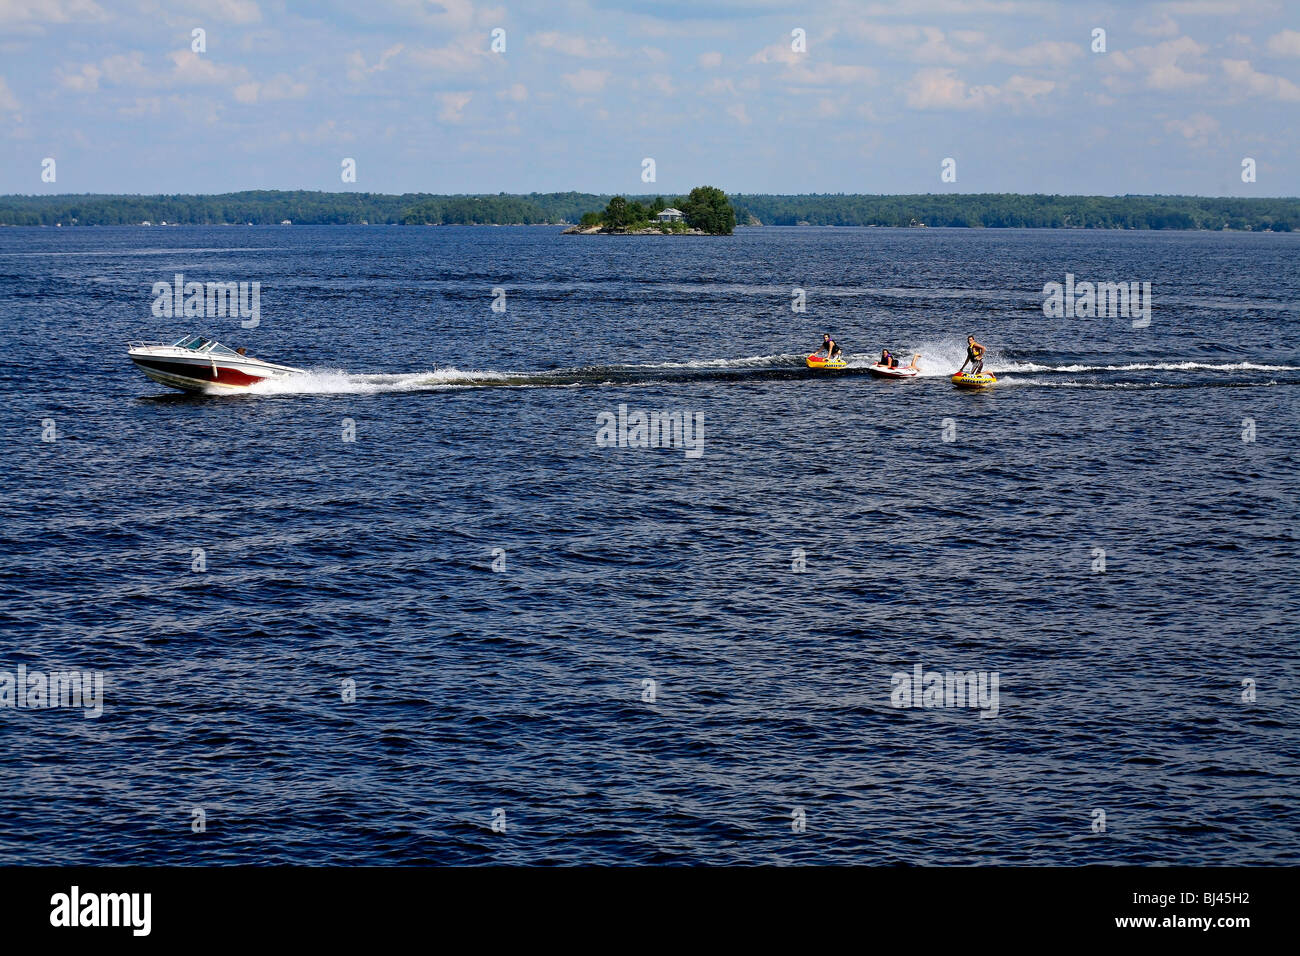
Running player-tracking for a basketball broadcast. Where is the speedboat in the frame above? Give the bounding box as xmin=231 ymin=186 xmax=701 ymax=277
xmin=128 ymin=334 xmax=304 ymax=392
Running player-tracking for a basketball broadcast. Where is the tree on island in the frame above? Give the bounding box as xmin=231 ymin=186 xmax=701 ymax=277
xmin=601 ymin=195 xmax=652 ymax=228
xmin=602 ymin=196 xmax=629 ymax=227
xmin=589 ymin=187 xmax=736 ymax=234
xmin=680 ymin=186 xmax=736 ymax=235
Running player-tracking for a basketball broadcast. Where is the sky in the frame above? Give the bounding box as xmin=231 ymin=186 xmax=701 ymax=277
xmin=1 ymin=0 xmax=1298 ymax=196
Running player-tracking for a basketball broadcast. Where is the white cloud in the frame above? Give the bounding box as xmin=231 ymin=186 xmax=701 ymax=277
xmin=847 ymin=22 xmax=1078 ymax=69
xmin=386 ymin=0 xmax=497 ymax=31
xmin=59 ymin=51 xmax=148 ymax=90
xmin=1164 ymin=111 xmax=1218 ymax=143
xmin=1266 ymin=29 xmax=1300 ymax=56
xmin=436 ymin=90 xmax=473 ymax=122
xmin=646 ymin=73 xmax=674 ymax=96
xmin=1134 ymin=14 xmax=1180 ymax=37
xmin=0 ymin=75 xmax=19 ymax=111
xmin=848 ymin=23 xmax=972 ymax=63
xmin=346 ymin=44 xmax=404 ymax=83
xmin=62 ymin=49 xmax=250 ymax=90
xmin=497 ymin=82 xmax=527 ymax=101
xmin=1222 ymin=58 xmax=1300 ymax=100
xmin=0 ymin=0 xmax=105 ymax=29
xmin=812 ymin=97 xmax=842 ymax=118
xmin=201 ymin=0 xmax=262 ymax=24
xmin=1157 ymin=1 xmax=1264 ymax=13
xmin=905 ymin=68 xmax=998 ymax=109
xmin=751 ymin=40 xmax=875 ymax=85
xmin=1146 ymin=61 xmax=1208 ymax=89
xmin=781 ymin=61 xmax=878 ymax=86
xmin=561 ymin=69 xmax=609 ymax=94
xmin=295 ymin=118 xmax=354 ymax=144
xmin=61 ymin=49 xmax=328 ymax=108
xmin=233 ymin=73 xmax=308 ymax=103
xmin=406 ymin=40 xmax=491 ymax=74
xmin=698 ymin=51 xmax=723 ymax=69
xmin=532 ymin=31 xmax=616 ymax=58
xmin=118 ymin=96 xmax=162 ymax=117
xmin=847 ymin=0 xmax=1036 ymax=14
xmin=61 ymin=63 xmax=102 ymax=91
xmin=1104 ymin=36 xmax=1209 ymax=90
xmin=726 ymin=102 xmax=750 ymax=124
xmin=904 ymin=68 xmax=1053 ymax=110
xmin=104 ymin=51 xmax=151 ymax=85
xmin=167 ymin=50 xmax=249 ymax=86
xmin=750 ymin=41 xmax=802 ymax=66
xmin=1001 ymin=75 xmax=1055 ymax=99
xmin=996 ymin=40 xmax=1079 ymax=69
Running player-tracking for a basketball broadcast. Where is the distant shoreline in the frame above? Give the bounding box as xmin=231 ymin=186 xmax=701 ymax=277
xmin=5 ymin=222 xmax=1298 ymax=234
xmin=1 ymin=191 xmax=1296 ymax=231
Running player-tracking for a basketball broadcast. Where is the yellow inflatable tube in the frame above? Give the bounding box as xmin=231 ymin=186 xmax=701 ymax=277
xmin=807 ymin=353 xmax=847 ymax=369
xmin=952 ymin=371 xmax=997 ymax=388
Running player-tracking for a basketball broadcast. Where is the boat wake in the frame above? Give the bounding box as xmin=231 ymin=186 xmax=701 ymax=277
xmin=232 ymin=350 xmax=1299 ymax=397
xmin=244 ymin=367 xmax=518 ymax=395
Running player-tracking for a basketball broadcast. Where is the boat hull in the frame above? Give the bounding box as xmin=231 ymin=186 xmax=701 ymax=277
xmin=130 ymin=356 xmax=272 ymax=391
xmin=128 ymin=343 xmax=303 ymax=393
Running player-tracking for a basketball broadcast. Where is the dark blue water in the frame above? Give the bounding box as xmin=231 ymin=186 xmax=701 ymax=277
xmin=1 ymin=225 xmax=1297 ymax=864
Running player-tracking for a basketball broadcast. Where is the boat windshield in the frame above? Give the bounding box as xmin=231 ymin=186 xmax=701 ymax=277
xmin=171 ymin=334 xmax=239 ymax=357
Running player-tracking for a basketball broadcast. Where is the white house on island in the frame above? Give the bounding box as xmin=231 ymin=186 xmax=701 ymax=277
xmin=655 ymin=207 xmax=684 ymax=223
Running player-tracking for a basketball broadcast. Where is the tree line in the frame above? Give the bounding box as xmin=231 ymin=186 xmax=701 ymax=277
xmin=0 ymin=190 xmax=1295 ymax=230
xmin=729 ymin=193 xmax=1299 ymax=230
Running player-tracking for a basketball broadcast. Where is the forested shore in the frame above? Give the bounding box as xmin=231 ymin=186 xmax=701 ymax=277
xmin=1 ymin=190 xmax=1295 ymax=230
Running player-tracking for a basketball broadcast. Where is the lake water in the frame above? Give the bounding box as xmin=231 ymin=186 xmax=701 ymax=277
xmin=1 ymin=224 xmax=1297 ymax=864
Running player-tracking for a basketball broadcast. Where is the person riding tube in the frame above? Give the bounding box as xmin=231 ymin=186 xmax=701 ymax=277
xmin=958 ymin=335 xmax=986 ymax=375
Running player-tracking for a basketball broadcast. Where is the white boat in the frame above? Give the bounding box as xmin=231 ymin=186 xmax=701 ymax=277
xmin=128 ymin=334 xmax=303 ymax=393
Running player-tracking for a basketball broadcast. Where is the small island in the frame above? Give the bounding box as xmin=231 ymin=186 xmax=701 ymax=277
xmin=563 ymin=186 xmax=736 ymax=235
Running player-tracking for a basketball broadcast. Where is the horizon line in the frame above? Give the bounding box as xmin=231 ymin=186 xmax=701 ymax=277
xmin=5 ymin=190 xmax=1300 ymax=201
